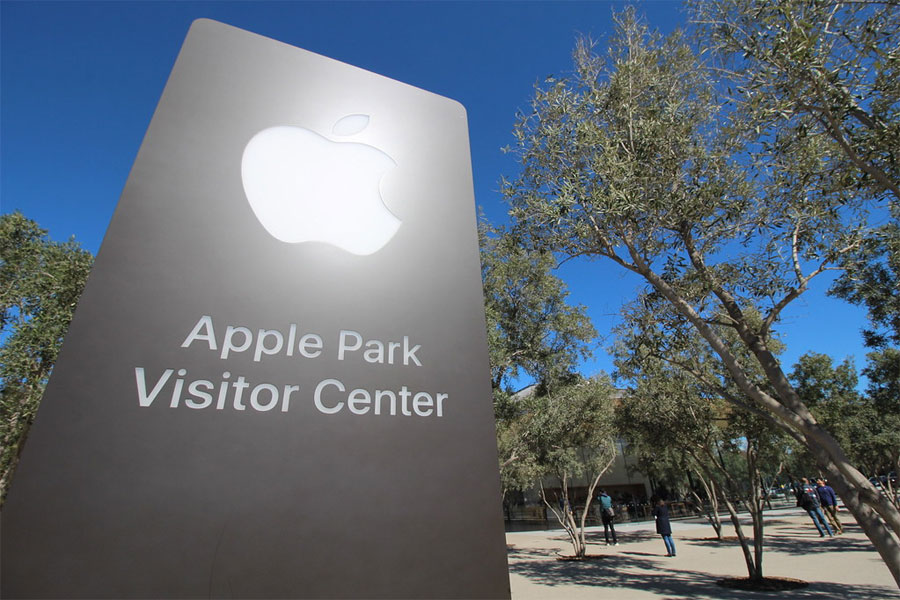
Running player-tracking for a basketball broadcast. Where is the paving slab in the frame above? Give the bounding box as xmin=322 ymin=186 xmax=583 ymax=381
xmin=506 ymin=508 xmax=900 ymax=599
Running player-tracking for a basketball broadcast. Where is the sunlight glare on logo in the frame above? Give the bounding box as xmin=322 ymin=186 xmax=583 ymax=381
xmin=241 ymin=114 xmax=401 ymax=255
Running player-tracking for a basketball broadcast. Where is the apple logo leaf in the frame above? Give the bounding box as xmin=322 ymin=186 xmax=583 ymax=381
xmin=332 ymin=114 xmax=370 ymax=136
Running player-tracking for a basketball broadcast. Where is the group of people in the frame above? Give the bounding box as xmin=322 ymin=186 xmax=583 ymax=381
xmin=796 ymin=477 xmax=843 ymax=536
xmin=594 ymin=477 xmax=843 ymax=558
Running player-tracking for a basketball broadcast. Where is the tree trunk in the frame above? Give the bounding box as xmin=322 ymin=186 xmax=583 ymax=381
xmin=698 ymin=447 xmax=762 ymax=581
xmin=747 ymin=445 xmax=765 ymax=580
xmin=812 ymin=450 xmax=900 ymax=587
xmin=540 ymin=477 xmax=585 ymax=558
xmin=578 ymin=458 xmax=614 ymax=556
xmin=720 ymin=493 xmax=759 ymax=580
xmin=540 ymin=458 xmax=615 ymax=559
xmin=691 ymin=471 xmax=723 ymax=539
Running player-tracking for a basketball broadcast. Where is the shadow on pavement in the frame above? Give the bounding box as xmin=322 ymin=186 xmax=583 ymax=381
xmin=586 ymin=530 xmax=659 ymax=544
xmin=508 ymin=550 xmax=900 ymax=599
xmin=681 ymin=523 xmax=876 ymax=558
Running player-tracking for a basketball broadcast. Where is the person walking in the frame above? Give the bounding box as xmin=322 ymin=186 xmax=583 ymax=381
xmin=816 ymin=478 xmax=843 ymax=534
xmin=652 ymin=498 xmax=676 ymax=557
xmin=597 ymin=489 xmax=618 ymax=546
xmin=796 ymin=477 xmax=834 ymax=537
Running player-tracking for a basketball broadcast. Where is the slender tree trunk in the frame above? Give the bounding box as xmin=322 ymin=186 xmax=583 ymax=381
xmin=577 ymin=455 xmax=616 ymax=556
xmin=699 ymin=453 xmax=761 ymax=580
xmin=691 ymin=470 xmax=723 ymax=539
xmin=721 ymin=493 xmax=759 ymax=580
xmin=763 ymin=462 xmax=785 ymax=510
xmin=540 ymin=457 xmax=615 ymax=559
xmin=886 ymin=462 xmax=899 ymax=510
xmin=540 ymin=477 xmax=585 ymax=558
xmin=747 ymin=445 xmax=765 ymax=580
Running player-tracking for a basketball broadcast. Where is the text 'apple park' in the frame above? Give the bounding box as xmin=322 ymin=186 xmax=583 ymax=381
xmin=129 ymin=315 xmax=450 ymax=417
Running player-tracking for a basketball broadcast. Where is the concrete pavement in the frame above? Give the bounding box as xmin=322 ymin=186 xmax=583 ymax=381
xmin=505 ymin=507 xmax=900 ymax=599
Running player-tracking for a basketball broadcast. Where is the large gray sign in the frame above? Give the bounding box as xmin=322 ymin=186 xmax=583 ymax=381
xmin=1 ymin=19 xmax=510 ymax=599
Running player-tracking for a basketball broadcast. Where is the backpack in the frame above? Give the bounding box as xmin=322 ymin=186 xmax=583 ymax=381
xmin=599 ymin=494 xmax=614 ymax=517
xmin=797 ymin=484 xmax=819 ymax=509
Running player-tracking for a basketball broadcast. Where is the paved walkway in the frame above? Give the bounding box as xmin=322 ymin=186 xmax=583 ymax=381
xmin=506 ymin=508 xmax=900 ymax=599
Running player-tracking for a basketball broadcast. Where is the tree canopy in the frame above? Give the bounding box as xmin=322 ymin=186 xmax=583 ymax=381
xmin=518 ymin=375 xmax=619 ymax=558
xmin=691 ymin=0 xmax=899 ymax=204
xmin=0 ymin=212 xmax=93 ymax=501
xmin=480 ymin=221 xmax=595 ymax=394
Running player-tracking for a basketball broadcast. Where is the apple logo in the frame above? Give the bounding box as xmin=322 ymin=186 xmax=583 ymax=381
xmin=241 ymin=114 xmax=401 ymax=255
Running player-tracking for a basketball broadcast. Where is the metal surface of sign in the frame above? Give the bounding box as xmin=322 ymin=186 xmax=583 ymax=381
xmin=1 ymin=19 xmax=510 ymax=599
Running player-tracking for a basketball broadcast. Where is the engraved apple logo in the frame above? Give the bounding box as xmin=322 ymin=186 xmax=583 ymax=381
xmin=241 ymin=114 xmax=401 ymax=255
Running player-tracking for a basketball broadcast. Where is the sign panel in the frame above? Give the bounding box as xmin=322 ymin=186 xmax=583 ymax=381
xmin=1 ymin=19 xmax=510 ymax=599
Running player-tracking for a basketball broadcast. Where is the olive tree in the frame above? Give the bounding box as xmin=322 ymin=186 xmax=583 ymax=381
xmin=614 ymin=293 xmax=793 ymax=581
xmin=480 ymin=220 xmax=596 ymax=499
xmin=502 ymin=8 xmax=900 ymax=584
xmin=480 ymin=221 xmax=595 ymax=394
xmin=0 ymin=212 xmax=93 ymax=501
xmin=519 ymin=376 xmax=618 ymax=558
xmin=614 ymin=372 xmax=728 ymax=541
xmin=695 ymin=0 xmax=900 ymax=517
xmin=694 ymin=0 xmax=900 ymax=508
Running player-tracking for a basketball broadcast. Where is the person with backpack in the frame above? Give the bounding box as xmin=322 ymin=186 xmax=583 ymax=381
xmin=597 ymin=489 xmax=618 ymax=546
xmin=796 ymin=477 xmax=834 ymax=537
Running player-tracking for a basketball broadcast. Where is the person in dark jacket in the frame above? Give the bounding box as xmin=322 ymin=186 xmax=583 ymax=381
xmin=652 ymin=498 xmax=675 ymax=557
xmin=816 ymin=478 xmax=843 ymax=534
xmin=796 ymin=477 xmax=834 ymax=537
xmin=597 ymin=489 xmax=618 ymax=546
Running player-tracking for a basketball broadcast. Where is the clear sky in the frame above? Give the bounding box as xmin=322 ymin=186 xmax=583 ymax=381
xmin=0 ymin=0 xmax=871 ymax=385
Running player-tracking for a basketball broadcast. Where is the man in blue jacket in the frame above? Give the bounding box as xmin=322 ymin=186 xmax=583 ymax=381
xmin=816 ymin=478 xmax=843 ymax=534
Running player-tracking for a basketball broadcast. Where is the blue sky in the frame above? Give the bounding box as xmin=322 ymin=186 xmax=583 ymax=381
xmin=1 ymin=0 xmax=871 ymax=385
